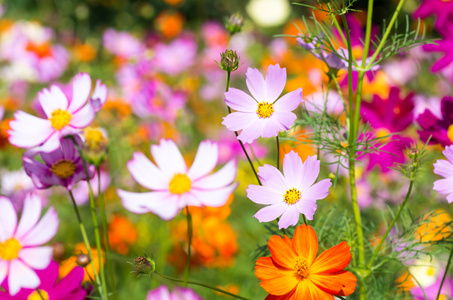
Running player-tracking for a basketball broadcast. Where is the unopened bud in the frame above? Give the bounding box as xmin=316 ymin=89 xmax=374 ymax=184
xmin=82 ymin=127 xmax=109 ymax=166
xmin=52 ymin=242 xmax=65 ymax=262
xmin=219 ymin=49 xmax=240 ymax=72
xmin=134 ymin=255 xmax=155 ymax=275
xmin=225 ymin=12 xmax=244 ymax=34
xmin=76 ymin=254 xmax=91 ymax=267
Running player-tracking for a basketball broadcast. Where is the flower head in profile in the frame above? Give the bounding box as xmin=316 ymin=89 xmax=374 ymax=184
xmin=247 ymin=151 xmax=331 ymax=229
xmin=8 ymin=73 xmax=106 ymax=153
xmin=433 ymin=146 xmax=453 ymax=203
xmin=255 ymin=224 xmax=356 ymax=299
xmin=0 ymin=193 xmax=59 ymax=295
xmin=222 ymin=64 xmax=303 ymax=144
xmin=118 ymin=139 xmax=238 ymax=220
xmin=147 ymin=285 xmax=202 ymax=300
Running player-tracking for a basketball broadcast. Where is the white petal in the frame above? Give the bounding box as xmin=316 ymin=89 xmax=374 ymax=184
xmin=187 ymin=140 xmax=219 ymax=181
xmin=127 ymin=152 xmax=169 ymax=190
xmin=68 ymin=73 xmax=92 ymax=113
xmin=69 ymin=104 xmax=95 ymax=128
xmin=20 ymin=207 xmax=59 ymax=247
xmin=16 ymin=193 xmax=42 ymax=240
xmin=8 ymin=111 xmax=53 ymax=148
xmin=191 ymin=183 xmax=238 ymax=207
xmin=0 ymin=260 xmax=7 ymax=285
xmin=301 ymin=179 xmax=332 ymax=201
xmin=192 ymin=160 xmax=237 ymax=189
xmin=38 ymin=86 xmax=69 ymax=117
xmin=151 ymin=139 xmax=187 ymax=177
xmin=246 ymin=185 xmax=283 ymax=205
xmin=254 ymin=202 xmax=288 ymax=223
xmin=25 ymin=132 xmax=62 ymax=155
xmin=8 ymin=260 xmax=40 ymax=296
xmin=0 ymin=197 xmax=17 ymax=241
xmin=118 ymin=190 xmax=180 ymax=220
xmin=18 ymin=246 xmax=53 ymax=269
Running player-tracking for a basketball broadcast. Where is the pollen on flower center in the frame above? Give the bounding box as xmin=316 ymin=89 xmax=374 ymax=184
xmin=169 ymin=173 xmax=192 ymax=194
xmin=284 ymin=188 xmax=301 ymax=205
xmin=256 ymin=102 xmax=274 ymax=119
xmin=50 ymin=159 xmax=77 ymax=179
xmin=0 ymin=238 xmax=22 ymax=261
xmin=49 ymin=109 xmax=72 ymax=130
xmin=295 ymin=257 xmax=309 ymax=278
xmin=448 ymin=124 xmax=453 ymax=142
xmin=27 ymin=289 xmax=49 ymax=300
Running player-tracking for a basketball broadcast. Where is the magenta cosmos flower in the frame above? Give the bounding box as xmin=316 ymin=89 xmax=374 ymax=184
xmin=23 ymin=137 xmax=94 ymax=190
xmin=433 ymin=145 xmax=453 ymax=203
xmin=247 ymin=151 xmax=332 ymax=229
xmin=417 ymin=96 xmax=453 ymax=147
xmin=222 ymin=64 xmax=303 ymax=144
xmin=8 ymin=73 xmax=106 ymax=153
xmin=147 ymin=285 xmax=202 ymax=300
xmin=118 ymin=139 xmax=238 ymax=220
xmin=0 ymin=261 xmax=86 ymax=300
xmin=0 ymin=193 xmax=59 ymax=296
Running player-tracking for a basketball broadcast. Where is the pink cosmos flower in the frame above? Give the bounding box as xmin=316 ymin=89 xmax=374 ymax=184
xmin=71 ymin=169 xmax=111 ymax=205
xmin=222 ymin=64 xmax=303 ymax=144
xmin=118 ymin=139 xmax=238 ymax=221
xmin=0 ymin=261 xmax=86 ymax=299
xmin=146 ymin=285 xmax=202 ymax=300
xmin=0 ymin=193 xmax=59 ymax=295
xmin=433 ymin=145 xmax=453 ymax=203
xmin=8 ymin=73 xmax=106 ymax=153
xmin=103 ymin=29 xmax=144 ymax=60
xmin=247 ymin=151 xmax=331 ymax=229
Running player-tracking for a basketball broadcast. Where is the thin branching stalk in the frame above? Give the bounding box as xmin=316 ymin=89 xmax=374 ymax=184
xmin=183 ymin=206 xmax=193 ymax=286
xmin=437 ymin=245 xmax=453 ymax=299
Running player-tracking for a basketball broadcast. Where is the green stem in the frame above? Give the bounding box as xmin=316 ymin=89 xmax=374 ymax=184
xmin=361 ymin=0 xmax=374 ymax=69
xmin=302 ymin=215 xmax=308 ymax=225
xmin=183 ymin=206 xmax=193 ymax=286
xmin=437 ymin=245 xmax=453 ymax=299
xmin=155 ymin=272 xmax=251 ymax=300
xmin=276 ymin=136 xmax=280 ymax=170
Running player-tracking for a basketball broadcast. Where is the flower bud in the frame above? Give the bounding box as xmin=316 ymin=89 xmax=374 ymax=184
xmin=133 ymin=255 xmax=155 ymax=275
xmin=76 ymin=253 xmax=91 ymax=267
xmin=82 ymin=127 xmax=108 ymax=166
xmin=52 ymin=242 xmax=65 ymax=262
xmin=225 ymin=12 xmax=244 ymax=34
xmin=219 ymin=49 xmax=240 ymax=72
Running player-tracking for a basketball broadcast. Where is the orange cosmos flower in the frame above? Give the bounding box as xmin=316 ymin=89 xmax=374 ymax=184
xmin=255 ymin=224 xmax=356 ymax=299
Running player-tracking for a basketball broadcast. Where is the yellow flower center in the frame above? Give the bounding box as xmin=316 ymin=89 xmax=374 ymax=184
xmin=50 ymin=159 xmax=76 ymax=179
xmin=169 ymin=174 xmax=191 ymax=194
xmin=295 ymin=257 xmax=309 ymax=278
xmin=256 ymin=102 xmax=274 ymax=119
xmin=85 ymin=127 xmax=107 ymax=149
xmin=27 ymin=289 xmax=49 ymax=300
xmin=49 ymin=109 xmax=72 ymax=130
xmin=375 ymin=127 xmax=391 ymax=142
xmin=448 ymin=124 xmax=453 ymax=142
xmin=0 ymin=238 xmax=22 ymax=260
xmin=284 ymin=188 xmax=301 ymax=205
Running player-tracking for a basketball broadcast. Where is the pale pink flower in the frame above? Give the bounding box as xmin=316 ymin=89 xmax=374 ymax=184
xmin=433 ymin=145 xmax=453 ymax=203
xmin=0 ymin=193 xmax=59 ymax=295
xmin=146 ymin=285 xmax=202 ymax=300
xmin=8 ymin=73 xmax=106 ymax=153
xmin=247 ymin=151 xmax=331 ymax=229
xmin=222 ymin=64 xmax=303 ymax=144
xmin=118 ymin=139 xmax=238 ymax=221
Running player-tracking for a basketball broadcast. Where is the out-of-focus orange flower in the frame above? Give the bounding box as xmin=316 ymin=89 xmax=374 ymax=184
xmin=72 ymin=43 xmax=96 ymax=62
xmin=0 ymin=19 xmax=13 ymax=33
xmin=395 ymin=271 xmax=415 ymax=292
xmin=26 ymin=42 xmax=53 ymax=58
xmin=283 ymin=19 xmax=306 ymax=45
xmin=416 ymin=209 xmax=453 ymax=243
xmin=280 ymin=128 xmax=315 ymax=162
xmin=215 ymin=284 xmax=240 ymax=296
xmin=60 ymin=243 xmax=105 ymax=283
xmin=108 ymin=214 xmax=138 ymax=255
xmin=163 ymin=0 xmax=184 ymax=6
xmin=102 ymin=97 xmax=131 ymax=119
xmin=155 ymin=11 xmax=184 ymax=39
xmin=255 ymin=224 xmax=356 ymax=299
xmin=0 ymin=118 xmax=11 ymax=148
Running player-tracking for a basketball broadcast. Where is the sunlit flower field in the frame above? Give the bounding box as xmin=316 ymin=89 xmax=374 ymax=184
xmin=1 ymin=0 xmax=453 ymax=299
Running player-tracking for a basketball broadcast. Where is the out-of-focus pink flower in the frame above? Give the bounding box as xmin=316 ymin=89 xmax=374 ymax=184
xmin=146 ymin=285 xmax=202 ymax=300
xmin=0 ymin=169 xmax=37 ymax=211
xmin=0 ymin=194 xmax=58 ymax=295
xmin=71 ymin=169 xmax=111 ymax=205
xmin=153 ymin=34 xmax=197 ymax=75
xmin=247 ymin=151 xmax=331 ymax=229
xmin=118 ymin=139 xmax=238 ymax=221
xmin=423 ymin=39 xmax=453 ymax=80
xmin=103 ymin=29 xmax=144 ymax=59
xmin=0 ymin=261 xmax=86 ymax=299
xmin=417 ymin=96 xmax=453 ymax=147
xmin=304 ymin=90 xmax=344 ymax=115
xmin=23 ymin=137 xmax=94 ymax=190
xmin=217 ymin=131 xmax=268 ymax=164
xmin=8 ymin=73 xmax=105 ymax=153
xmin=433 ymin=145 xmax=453 ymax=203
xmin=222 ymin=64 xmax=303 ymax=144
xmin=414 ymin=95 xmax=442 ymax=120
xmin=413 ymin=0 xmax=453 ymax=39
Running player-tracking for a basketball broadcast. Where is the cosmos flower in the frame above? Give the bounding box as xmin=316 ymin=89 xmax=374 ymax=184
xmin=59 ymin=243 xmax=104 ymax=283
xmin=222 ymin=64 xmax=303 ymax=144
xmin=423 ymin=39 xmax=453 ymax=79
xmin=146 ymin=285 xmax=202 ymax=300
xmin=102 ymin=28 xmax=144 ymax=60
xmin=118 ymin=139 xmax=238 ymax=220
xmin=413 ymin=0 xmax=453 ymax=39
xmin=433 ymin=146 xmax=453 ymax=203
xmin=247 ymin=151 xmax=331 ymax=229
xmin=0 ymin=193 xmax=59 ymax=295
xmin=0 ymin=261 xmax=86 ymax=299
xmin=417 ymin=96 xmax=453 ymax=147
xmin=255 ymin=224 xmax=356 ymax=299
xmin=8 ymin=73 xmax=106 ymax=153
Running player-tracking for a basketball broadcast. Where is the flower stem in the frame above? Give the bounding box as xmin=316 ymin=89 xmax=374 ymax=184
xmin=437 ymin=245 xmax=453 ymax=299
xmin=276 ymin=136 xmax=280 ymax=170
xmin=183 ymin=206 xmax=193 ymax=287
xmin=155 ymin=271 xmax=251 ymax=300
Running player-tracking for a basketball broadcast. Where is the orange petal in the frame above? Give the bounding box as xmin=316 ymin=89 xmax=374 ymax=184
xmin=308 ymin=271 xmax=357 ymax=296
xmin=292 ymin=224 xmax=318 ymax=267
xmin=256 ymin=257 xmax=299 ymax=295
xmin=304 ymin=280 xmax=335 ymax=300
xmin=265 ymin=290 xmax=296 ymax=300
xmin=268 ymin=234 xmax=298 ymax=269
xmin=310 ymin=241 xmax=352 ymax=274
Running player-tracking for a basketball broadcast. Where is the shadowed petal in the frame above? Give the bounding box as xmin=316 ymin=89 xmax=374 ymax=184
xmin=434 ymin=178 xmax=453 ymax=197
xmin=295 ymin=198 xmax=317 ymax=220
xmin=434 ymin=159 xmax=453 ymax=178
xmin=257 ymin=164 xmax=288 ymax=192
xmin=8 ymin=260 xmax=40 ymax=296
xmin=70 ymin=104 xmax=95 ymax=128
xmin=309 ymin=270 xmax=357 ymax=296
xmin=268 ymin=234 xmax=298 ymax=269
xmin=237 ymin=119 xmax=263 ymax=144
xmin=443 ymin=146 xmax=453 ymax=164
xmin=311 ymin=241 xmax=352 ymax=274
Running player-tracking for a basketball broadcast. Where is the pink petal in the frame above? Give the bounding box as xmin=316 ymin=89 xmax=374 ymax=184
xmin=224 ymin=88 xmax=258 ymax=112
xmin=261 ymin=117 xmax=282 ymax=138
xmin=151 ymin=139 xmax=187 ymax=177
xmin=38 ymin=86 xmax=69 ymax=117
xmin=246 ymin=185 xmax=282 ymax=205
xmin=265 ymin=64 xmax=287 ymax=102
xmin=91 ymin=79 xmax=108 ymax=111
xmin=283 ymin=151 xmax=304 ymax=188
xmin=16 ymin=194 xmax=42 ymax=240
xmin=25 ymin=132 xmax=61 ymax=154
xmin=447 ymin=193 xmax=453 ymax=204
xmin=18 ymin=246 xmax=53 ymax=270
xmin=222 ymin=112 xmax=257 ymax=132
xmin=271 ymin=111 xmax=297 ymax=131
xmin=237 ymin=119 xmax=263 ymax=144
xmin=191 ymin=160 xmax=237 ymax=189
xmin=273 ymin=88 xmax=303 ymax=112
xmin=69 ymin=103 xmax=95 ymax=128
xmin=127 ymin=152 xmax=169 ymax=190
xmin=295 ymin=198 xmax=318 ymax=220
xmin=0 ymin=197 xmax=17 ymax=241
xmin=187 ymin=140 xmax=219 ymax=181
xmin=68 ymin=73 xmax=91 ymax=113
xmin=257 ymin=164 xmax=288 ymax=193
xmin=8 ymin=111 xmax=53 ymax=148
xmin=51 ymin=265 xmax=85 ymax=296
xmin=301 ymin=179 xmax=332 ymax=201
xmin=191 ymin=183 xmax=238 ymax=207
xmin=246 ymin=67 xmax=266 ymax=101
xmin=118 ymin=190 xmax=180 ymax=220
xmin=444 ymin=146 xmax=453 ymax=164
xmin=147 ymin=286 xmax=171 ymax=300
xmin=299 ymin=155 xmax=320 ymax=191
xmin=434 ymin=178 xmax=453 ymax=196
xmin=8 ymin=260 xmax=40 ymax=296
xmin=278 ymin=205 xmax=300 ymax=229
xmin=20 ymin=207 xmax=59 ymax=247
xmin=433 ymin=160 xmax=453 ymax=178
xmin=254 ymin=202 xmax=288 ymax=223
xmin=0 ymin=261 xmax=7 ymax=286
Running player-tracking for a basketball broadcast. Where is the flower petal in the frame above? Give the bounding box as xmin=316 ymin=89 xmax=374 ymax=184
xmin=246 ymin=67 xmax=266 ymax=101
xmin=8 ymin=111 xmax=53 ymax=148
xmin=25 ymin=132 xmax=62 ymax=154
xmin=292 ymin=224 xmax=318 ymax=267
xmin=192 ymin=159 xmax=237 ymax=189
xmin=0 ymin=260 xmax=7 ymax=287
xmin=191 ymin=183 xmax=238 ymax=207
xmin=255 ymin=257 xmax=299 ymax=296
xmin=247 ymin=185 xmax=282 ymax=205
xmin=236 ymin=119 xmax=264 ymax=144
xmin=69 ymin=103 xmax=95 ymax=128
xmin=118 ymin=190 xmax=180 ymax=220
xmin=18 ymin=246 xmax=53 ymax=270
xmin=273 ymin=88 xmax=303 ymax=112
xmin=299 ymin=155 xmax=321 ymax=191
xmin=127 ymin=152 xmax=169 ymax=190
xmin=308 ymin=270 xmax=357 ymax=296
xmin=51 ymin=265 xmax=85 ymax=296
xmin=443 ymin=146 xmax=453 ymax=164
xmin=434 ymin=178 xmax=453 ymax=197
xmin=68 ymin=73 xmax=92 ymax=113
xmin=265 ymin=64 xmax=287 ymax=102
xmin=311 ymin=241 xmax=352 ymax=274
xmin=434 ymin=159 xmax=453 ymax=178
xmin=278 ymin=205 xmax=300 ymax=229
xmin=301 ymin=179 xmax=332 ymax=201
xmin=258 ymin=164 xmax=288 ymax=193
xmin=268 ymin=234 xmax=298 ymax=269
xmin=38 ymin=86 xmax=69 ymax=117
xmin=224 ymin=88 xmax=258 ymax=112
xmin=91 ymin=79 xmax=108 ymax=112
xmin=8 ymin=260 xmax=40 ymax=296
xmin=283 ymin=151 xmax=303 ymax=188
xmin=187 ymin=140 xmax=219 ymax=181
xmin=222 ymin=112 xmax=258 ymax=132
xmin=151 ymin=139 xmax=187 ymax=177
xmin=15 ymin=193 xmax=42 ymax=240
xmin=0 ymin=197 xmax=17 ymax=241
xmin=254 ymin=202 xmax=288 ymax=223
xmin=20 ymin=207 xmax=59 ymax=247
xmin=295 ymin=198 xmax=318 ymax=220
xmin=271 ymin=111 xmax=297 ymax=131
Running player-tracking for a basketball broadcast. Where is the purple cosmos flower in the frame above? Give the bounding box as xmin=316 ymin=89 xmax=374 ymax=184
xmin=23 ymin=137 xmax=94 ymax=190
xmin=222 ymin=64 xmax=303 ymax=144
xmin=0 ymin=193 xmax=58 ymax=295
xmin=118 ymin=139 xmax=238 ymax=221
xmin=413 ymin=0 xmax=453 ymax=39
xmin=153 ymin=34 xmax=198 ymax=76
xmin=0 ymin=261 xmax=86 ymax=299
xmin=8 ymin=73 xmax=106 ymax=153
xmin=247 ymin=151 xmax=331 ymax=229
xmin=417 ymin=96 xmax=453 ymax=147
xmin=433 ymin=145 xmax=453 ymax=203
xmin=147 ymin=285 xmax=202 ymax=300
